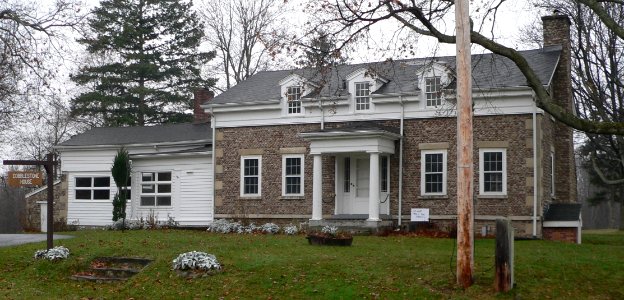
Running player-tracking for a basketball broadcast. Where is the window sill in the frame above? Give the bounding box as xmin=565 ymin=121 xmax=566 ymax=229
xmin=239 ymin=196 xmax=262 ymax=200
xmin=138 ymin=206 xmax=173 ymax=209
xmin=418 ymin=195 xmax=448 ymax=200
xmin=280 ymin=196 xmax=305 ymax=200
xmin=477 ymin=194 xmax=507 ymax=199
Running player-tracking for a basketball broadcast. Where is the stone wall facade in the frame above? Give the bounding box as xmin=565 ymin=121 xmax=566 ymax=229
xmin=214 ymin=113 xmax=548 ymax=237
xmin=23 ymin=174 xmax=68 ymax=231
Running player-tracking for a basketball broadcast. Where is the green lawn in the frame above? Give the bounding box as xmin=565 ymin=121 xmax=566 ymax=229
xmin=0 ymin=230 xmax=622 ymax=299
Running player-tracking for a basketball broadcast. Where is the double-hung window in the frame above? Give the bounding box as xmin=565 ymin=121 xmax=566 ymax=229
xmin=287 ymin=86 xmax=302 ymax=114
xmin=355 ymin=82 xmax=370 ymax=111
xmin=425 ymin=76 xmax=442 ymax=107
xmin=421 ymin=150 xmax=447 ymax=195
xmin=75 ymin=176 xmax=110 ymax=200
xmin=282 ymin=155 xmax=304 ymax=196
xmin=140 ymin=172 xmax=172 ymax=206
xmin=479 ymin=148 xmax=507 ymax=196
xmin=241 ymin=156 xmax=262 ymax=197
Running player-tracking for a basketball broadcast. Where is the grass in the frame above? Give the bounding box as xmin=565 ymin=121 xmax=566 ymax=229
xmin=0 ymin=230 xmax=622 ymax=299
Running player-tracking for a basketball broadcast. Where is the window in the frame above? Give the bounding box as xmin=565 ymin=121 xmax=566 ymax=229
xmin=282 ymin=155 xmax=304 ymax=196
xmin=421 ymin=150 xmax=447 ymax=195
xmin=425 ymin=76 xmax=442 ymax=107
xmin=355 ymin=82 xmax=370 ymax=111
xmin=551 ymin=150 xmax=555 ymax=197
xmin=140 ymin=172 xmax=172 ymax=206
xmin=343 ymin=157 xmax=351 ymax=193
xmin=287 ymin=86 xmax=302 ymax=114
xmin=241 ymin=156 xmax=262 ymax=196
xmin=75 ymin=176 xmax=110 ymax=200
xmin=380 ymin=156 xmax=389 ymax=192
xmin=479 ymin=148 xmax=507 ymax=195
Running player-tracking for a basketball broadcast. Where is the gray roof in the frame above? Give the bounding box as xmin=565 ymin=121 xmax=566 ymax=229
xmin=211 ymin=46 xmax=562 ymax=105
xmin=544 ymin=203 xmax=582 ymax=222
xmin=58 ymin=123 xmax=211 ymax=147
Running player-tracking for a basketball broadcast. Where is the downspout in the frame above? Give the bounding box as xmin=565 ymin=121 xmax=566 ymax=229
xmin=532 ymin=97 xmax=538 ymax=238
xmin=211 ymin=107 xmax=217 ymax=222
xmin=319 ymin=98 xmax=325 ymax=130
xmin=398 ymin=96 xmax=405 ymax=228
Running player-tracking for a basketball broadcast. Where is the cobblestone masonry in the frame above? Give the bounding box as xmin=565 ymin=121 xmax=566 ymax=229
xmin=23 ymin=174 xmax=68 ymax=231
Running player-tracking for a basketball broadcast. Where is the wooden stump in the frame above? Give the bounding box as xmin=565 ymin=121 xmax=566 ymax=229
xmin=495 ymin=218 xmax=514 ymax=292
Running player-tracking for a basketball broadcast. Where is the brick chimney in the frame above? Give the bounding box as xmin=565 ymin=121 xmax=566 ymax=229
xmin=193 ymin=88 xmax=214 ymax=124
xmin=541 ymin=13 xmax=576 ymax=203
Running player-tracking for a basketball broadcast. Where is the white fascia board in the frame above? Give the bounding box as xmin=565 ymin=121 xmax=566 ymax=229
xmin=130 ymin=151 xmax=212 ymax=159
xmin=543 ymin=220 xmax=581 ymax=227
xmin=55 ymin=140 xmax=212 ymax=151
xmin=299 ymin=130 xmax=402 ymax=141
xmin=25 ymin=180 xmax=62 ymax=198
xmin=210 ymin=101 xmax=281 ymax=113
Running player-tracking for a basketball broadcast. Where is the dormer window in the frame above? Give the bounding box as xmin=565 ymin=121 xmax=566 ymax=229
xmin=355 ymin=82 xmax=370 ymax=111
xmin=425 ymin=76 xmax=442 ymax=107
xmin=287 ymin=86 xmax=301 ymax=114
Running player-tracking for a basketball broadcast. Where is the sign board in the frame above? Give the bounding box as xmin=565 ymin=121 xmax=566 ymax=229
xmin=411 ymin=208 xmax=430 ymax=222
xmin=7 ymin=171 xmax=44 ymax=187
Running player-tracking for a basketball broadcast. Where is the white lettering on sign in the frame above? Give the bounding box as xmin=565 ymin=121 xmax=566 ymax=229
xmin=411 ymin=208 xmax=430 ymax=222
xmin=12 ymin=172 xmax=41 ymax=179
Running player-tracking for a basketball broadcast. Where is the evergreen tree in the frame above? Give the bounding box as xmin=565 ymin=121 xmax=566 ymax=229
xmin=71 ymin=0 xmax=215 ymax=126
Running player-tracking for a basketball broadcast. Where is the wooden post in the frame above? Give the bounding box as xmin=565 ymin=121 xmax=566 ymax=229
xmin=455 ymin=0 xmax=474 ymax=288
xmin=495 ymin=218 xmax=514 ymax=292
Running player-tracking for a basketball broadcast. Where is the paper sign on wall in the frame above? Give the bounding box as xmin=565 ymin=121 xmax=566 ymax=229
xmin=411 ymin=208 xmax=429 ymax=222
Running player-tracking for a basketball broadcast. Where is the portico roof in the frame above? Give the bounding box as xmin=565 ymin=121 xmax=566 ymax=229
xmin=299 ymin=122 xmax=401 ymax=155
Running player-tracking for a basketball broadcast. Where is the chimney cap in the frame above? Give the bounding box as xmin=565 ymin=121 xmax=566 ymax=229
xmin=541 ymin=14 xmax=571 ymax=25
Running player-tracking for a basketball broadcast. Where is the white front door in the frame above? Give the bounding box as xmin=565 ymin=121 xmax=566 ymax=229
xmin=336 ymin=154 xmax=390 ymax=215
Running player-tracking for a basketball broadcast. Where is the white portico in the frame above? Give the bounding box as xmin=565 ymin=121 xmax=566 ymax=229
xmin=299 ymin=125 xmax=401 ymax=226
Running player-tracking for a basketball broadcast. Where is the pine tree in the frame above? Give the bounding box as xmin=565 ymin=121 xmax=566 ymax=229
xmin=71 ymin=0 xmax=215 ymax=126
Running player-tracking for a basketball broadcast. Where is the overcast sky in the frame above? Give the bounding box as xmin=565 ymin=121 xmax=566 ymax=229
xmin=0 ymin=0 xmax=542 ymax=174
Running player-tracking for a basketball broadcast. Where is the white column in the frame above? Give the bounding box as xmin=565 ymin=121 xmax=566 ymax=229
xmin=311 ymin=154 xmax=323 ymax=220
xmin=368 ymin=152 xmax=380 ymax=221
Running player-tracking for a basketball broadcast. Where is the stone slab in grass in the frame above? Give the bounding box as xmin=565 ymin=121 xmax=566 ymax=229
xmin=70 ymin=257 xmax=152 ymax=283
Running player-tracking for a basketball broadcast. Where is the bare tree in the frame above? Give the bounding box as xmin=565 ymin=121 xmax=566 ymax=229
xmin=302 ymin=0 xmax=624 ymax=135
xmin=0 ymin=0 xmax=85 ymax=134
xmin=200 ymin=0 xmax=289 ymax=91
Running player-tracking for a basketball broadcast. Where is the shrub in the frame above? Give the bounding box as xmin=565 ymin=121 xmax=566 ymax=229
xmin=283 ymin=224 xmax=299 ymax=235
xmin=260 ymin=223 xmax=280 ymax=234
xmin=172 ymin=251 xmax=221 ymax=271
xmin=34 ymin=246 xmax=70 ymax=261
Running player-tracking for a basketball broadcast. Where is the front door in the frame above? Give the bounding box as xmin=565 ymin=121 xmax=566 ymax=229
xmin=336 ymin=155 xmax=390 ymax=216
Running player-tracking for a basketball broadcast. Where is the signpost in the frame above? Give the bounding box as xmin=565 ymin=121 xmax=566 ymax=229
xmin=3 ymin=154 xmax=57 ymax=250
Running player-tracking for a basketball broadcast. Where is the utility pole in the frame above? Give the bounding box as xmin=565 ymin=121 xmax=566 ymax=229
xmin=455 ymin=0 xmax=474 ymax=288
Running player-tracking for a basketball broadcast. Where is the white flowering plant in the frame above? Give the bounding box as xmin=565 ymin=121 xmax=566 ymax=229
xmin=308 ymin=225 xmax=352 ymax=239
xmin=172 ymin=251 xmax=221 ymax=272
xmin=283 ymin=224 xmax=299 ymax=235
xmin=260 ymin=223 xmax=280 ymax=234
xmin=34 ymin=246 xmax=70 ymax=261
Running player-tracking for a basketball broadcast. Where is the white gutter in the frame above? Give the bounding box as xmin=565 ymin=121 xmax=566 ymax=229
xmin=211 ymin=107 xmax=217 ymax=223
xmin=319 ymin=98 xmax=325 ymax=130
xmin=398 ymin=96 xmax=405 ymax=227
xmin=54 ymin=140 xmax=211 ymax=151
xmin=532 ymin=97 xmax=538 ymax=238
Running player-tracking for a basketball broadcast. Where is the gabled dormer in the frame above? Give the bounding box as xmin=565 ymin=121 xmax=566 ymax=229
xmin=415 ymin=62 xmax=454 ymax=109
xmin=345 ymin=68 xmax=389 ymax=113
xmin=279 ymin=74 xmax=318 ymax=116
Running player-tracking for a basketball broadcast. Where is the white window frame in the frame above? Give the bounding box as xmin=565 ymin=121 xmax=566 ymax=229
xmin=240 ymin=155 xmax=262 ymax=197
xmin=282 ymin=154 xmax=304 ymax=196
xmin=74 ymin=176 xmax=111 ymax=201
xmin=420 ymin=150 xmax=447 ymax=196
xmin=140 ymin=172 xmax=172 ymax=207
xmin=551 ymin=149 xmax=555 ymax=197
xmin=287 ymin=86 xmax=302 ymax=115
xmin=425 ymin=76 xmax=442 ymax=107
xmin=355 ymin=82 xmax=371 ymax=111
xmin=479 ymin=148 xmax=507 ymax=196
